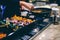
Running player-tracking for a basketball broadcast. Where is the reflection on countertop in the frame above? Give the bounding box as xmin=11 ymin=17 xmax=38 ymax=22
xmin=33 ymin=23 xmax=60 ymax=40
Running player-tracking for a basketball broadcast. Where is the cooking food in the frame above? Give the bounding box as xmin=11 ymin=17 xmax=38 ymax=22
xmin=32 ymin=10 xmax=42 ymax=13
xmin=11 ymin=15 xmax=35 ymax=26
xmin=32 ymin=8 xmax=50 ymax=13
xmin=0 ymin=33 xmax=6 ymax=39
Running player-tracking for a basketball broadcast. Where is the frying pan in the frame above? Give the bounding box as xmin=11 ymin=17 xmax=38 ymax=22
xmin=31 ymin=8 xmax=52 ymax=18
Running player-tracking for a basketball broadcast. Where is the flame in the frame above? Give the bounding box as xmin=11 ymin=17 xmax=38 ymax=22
xmin=0 ymin=33 xmax=6 ymax=39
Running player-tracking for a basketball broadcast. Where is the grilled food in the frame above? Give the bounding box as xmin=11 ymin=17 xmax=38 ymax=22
xmin=11 ymin=15 xmax=35 ymax=26
xmin=0 ymin=33 xmax=6 ymax=39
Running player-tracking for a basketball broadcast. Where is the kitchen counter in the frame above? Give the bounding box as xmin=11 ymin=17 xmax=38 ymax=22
xmin=33 ymin=23 xmax=60 ymax=40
